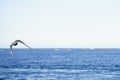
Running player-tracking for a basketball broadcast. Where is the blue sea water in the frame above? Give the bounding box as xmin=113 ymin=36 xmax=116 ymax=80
xmin=0 ymin=48 xmax=120 ymax=80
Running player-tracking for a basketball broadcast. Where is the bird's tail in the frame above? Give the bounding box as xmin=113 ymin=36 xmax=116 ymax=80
xmin=10 ymin=49 xmax=13 ymax=57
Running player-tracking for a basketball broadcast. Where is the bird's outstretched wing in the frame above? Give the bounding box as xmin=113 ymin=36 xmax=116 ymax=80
xmin=17 ymin=40 xmax=31 ymax=49
xmin=10 ymin=45 xmax=13 ymax=56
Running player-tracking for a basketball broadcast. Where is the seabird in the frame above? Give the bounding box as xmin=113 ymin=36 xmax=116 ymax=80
xmin=10 ymin=40 xmax=31 ymax=56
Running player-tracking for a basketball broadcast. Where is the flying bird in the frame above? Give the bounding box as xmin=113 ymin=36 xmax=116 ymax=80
xmin=10 ymin=40 xmax=31 ymax=56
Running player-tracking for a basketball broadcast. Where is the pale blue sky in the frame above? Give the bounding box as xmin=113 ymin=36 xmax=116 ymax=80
xmin=0 ymin=0 xmax=120 ymax=48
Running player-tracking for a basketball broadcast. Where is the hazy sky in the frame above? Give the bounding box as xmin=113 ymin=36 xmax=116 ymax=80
xmin=0 ymin=0 xmax=120 ymax=48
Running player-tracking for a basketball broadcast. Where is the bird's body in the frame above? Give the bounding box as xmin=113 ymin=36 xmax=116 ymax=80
xmin=10 ymin=40 xmax=31 ymax=56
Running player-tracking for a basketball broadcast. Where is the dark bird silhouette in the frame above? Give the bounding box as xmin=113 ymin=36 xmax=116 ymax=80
xmin=10 ymin=40 xmax=31 ymax=56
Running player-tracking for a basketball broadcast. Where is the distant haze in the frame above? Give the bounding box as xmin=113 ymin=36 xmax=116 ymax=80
xmin=0 ymin=0 xmax=120 ymax=48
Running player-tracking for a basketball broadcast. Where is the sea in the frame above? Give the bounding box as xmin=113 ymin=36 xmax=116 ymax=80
xmin=0 ymin=48 xmax=120 ymax=80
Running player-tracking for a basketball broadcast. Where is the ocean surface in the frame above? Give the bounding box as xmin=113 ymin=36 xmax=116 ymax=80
xmin=0 ymin=48 xmax=120 ymax=80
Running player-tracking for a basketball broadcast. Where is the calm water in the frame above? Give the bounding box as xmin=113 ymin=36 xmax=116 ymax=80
xmin=0 ymin=48 xmax=120 ymax=80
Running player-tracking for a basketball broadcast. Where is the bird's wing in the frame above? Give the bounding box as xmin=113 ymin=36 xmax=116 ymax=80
xmin=17 ymin=40 xmax=31 ymax=49
xmin=10 ymin=45 xmax=13 ymax=56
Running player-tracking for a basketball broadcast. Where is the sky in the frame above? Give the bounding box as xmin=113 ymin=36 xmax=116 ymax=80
xmin=0 ymin=0 xmax=120 ymax=48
